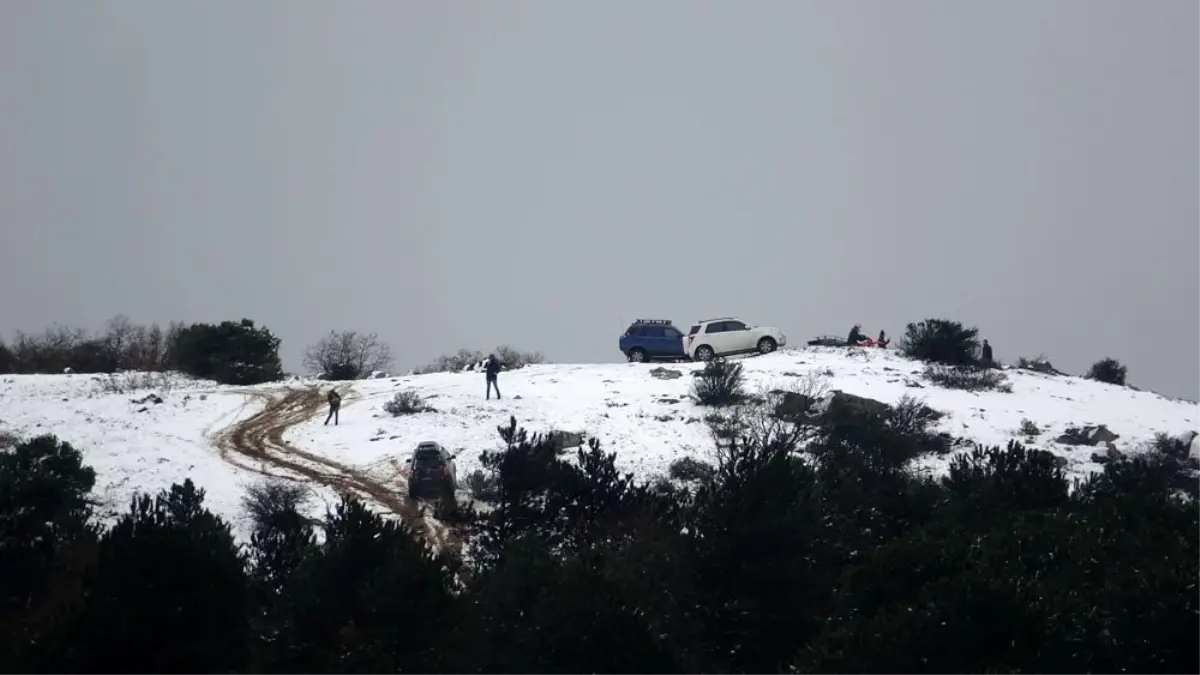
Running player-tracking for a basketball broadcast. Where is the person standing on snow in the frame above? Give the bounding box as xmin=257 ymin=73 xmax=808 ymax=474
xmin=981 ymin=339 xmax=994 ymax=367
xmin=325 ymin=389 xmax=341 ymax=426
xmin=485 ymin=353 xmax=502 ymax=400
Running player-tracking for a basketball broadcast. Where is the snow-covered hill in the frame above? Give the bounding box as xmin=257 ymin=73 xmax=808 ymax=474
xmin=2 ymin=347 xmax=1196 ymax=541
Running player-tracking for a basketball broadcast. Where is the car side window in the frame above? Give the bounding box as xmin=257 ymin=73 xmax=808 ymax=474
xmin=665 ymin=328 xmax=682 ymax=339
xmin=645 ymin=327 xmax=666 ymax=338
xmin=704 ymin=323 xmax=724 ymax=334
xmin=726 ymin=320 xmax=747 ymax=331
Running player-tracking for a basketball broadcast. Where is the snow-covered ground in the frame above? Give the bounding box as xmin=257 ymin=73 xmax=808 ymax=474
xmin=2 ymin=348 xmax=1196 ymax=542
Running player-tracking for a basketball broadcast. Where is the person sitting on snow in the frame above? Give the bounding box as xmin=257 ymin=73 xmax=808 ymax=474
xmin=877 ymin=329 xmax=890 ymax=348
xmin=847 ymin=323 xmax=870 ymax=346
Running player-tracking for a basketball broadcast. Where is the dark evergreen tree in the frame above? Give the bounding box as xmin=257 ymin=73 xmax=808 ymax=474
xmin=0 ymin=435 xmax=99 ymax=668
xmin=170 ymin=318 xmax=284 ymax=385
xmin=45 ymin=480 xmax=250 ymax=673
xmin=269 ymin=497 xmax=457 ymax=672
xmin=0 ymin=339 xmax=13 ymax=374
xmin=1086 ymin=356 xmax=1128 ymax=386
xmin=901 ymin=318 xmax=981 ymax=366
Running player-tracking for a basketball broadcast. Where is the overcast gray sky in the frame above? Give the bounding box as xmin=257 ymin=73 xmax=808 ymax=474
xmin=1 ymin=0 xmax=1196 ymax=398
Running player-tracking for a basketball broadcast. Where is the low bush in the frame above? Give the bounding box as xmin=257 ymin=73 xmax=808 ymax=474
xmin=924 ymin=364 xmax=1011 ymax=392
xmin=1087 ymin=357 xmax=1128 ymax=386
xmin=464 ymin=469 xmax=500 ymax=503
xmin=383 ymin=390 xmax=433 ymax=416
xmin=691 ymin=358 xmax=746 ymax=407
xmin=241 ymin=478 xmax=312 ymax=532
xmin=668 ymin=456 xmax=715 ymax=483
xmin=415 ymin=346 xmax=544 ymax=374
xmin=1016 ymin=355 xmax=1062 ymax=375
xmin=493 ymin=345 xmax=545 ymax=370
xmin=1019 ymin=418 xmax=1040 ymax=436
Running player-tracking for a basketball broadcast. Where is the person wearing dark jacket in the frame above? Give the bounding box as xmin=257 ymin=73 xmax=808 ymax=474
xmin=877 ymin=329 xmax=890 ymax=348
xmin=981 ymin=339 xmax=994 ymax=367
xmin=485 ymin=354 xmax=502 ymax=400
xmin=847 ymin=324 xmax=869 ymax=346
xmin=325 ymin=389 xmax=341 ymax=426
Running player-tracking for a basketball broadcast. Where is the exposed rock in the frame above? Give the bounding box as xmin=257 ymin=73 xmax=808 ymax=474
xmin=1091 ymin=445 xmax=1126 ymax=464
xmin=649 ymin=367 xmax=683 ymax=380
xmin=131 ymin=393 xmax=164 ymax=406
xmin=548 ymin=430 xmax=585 ymax=450
xmin=826 ymin=390 xmax=892 ymax=421
xmin=771 ymin=391 xmax=817 ymax=420
xmin=1057 ymin=424 xmax=1119 ymax=446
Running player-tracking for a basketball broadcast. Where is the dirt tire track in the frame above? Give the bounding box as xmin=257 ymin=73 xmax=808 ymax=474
xmin=211 ymin=385 xmax=455 ymax=553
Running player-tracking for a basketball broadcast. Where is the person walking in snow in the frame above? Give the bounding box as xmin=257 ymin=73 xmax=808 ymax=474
xmin=981 ymin=339 xmax=994 ymax=367
xmin=324 ymin=389 xmax=341 ymax=426
xmin=485 ymin=353 xmax=502 ymax=400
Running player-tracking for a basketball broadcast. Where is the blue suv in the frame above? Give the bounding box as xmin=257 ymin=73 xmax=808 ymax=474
xmin=619 ymin=319 xmax=687 ymax=363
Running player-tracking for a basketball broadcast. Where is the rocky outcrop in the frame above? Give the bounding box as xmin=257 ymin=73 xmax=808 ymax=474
xmin=649 ymin=367 xmax=683 ymax=380
xmin=548 ymin=430 xmax=585 ymax=450
xmin=1056 ymin=425 xmax=1119 ymax=447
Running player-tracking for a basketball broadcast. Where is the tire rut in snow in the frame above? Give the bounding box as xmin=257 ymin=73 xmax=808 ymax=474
xmin=212 ymin=385 xmax=454 ymax=553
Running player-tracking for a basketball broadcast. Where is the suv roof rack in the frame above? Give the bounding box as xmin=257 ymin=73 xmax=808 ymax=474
xmin=632 ymin=318 xmax=673 ymax=325
xmin=699 ymin=316 xmax=735 ymax=323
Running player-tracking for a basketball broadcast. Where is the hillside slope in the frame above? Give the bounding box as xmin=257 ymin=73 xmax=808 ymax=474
xmin=2 ymin=347 xmax=1196 ymax=540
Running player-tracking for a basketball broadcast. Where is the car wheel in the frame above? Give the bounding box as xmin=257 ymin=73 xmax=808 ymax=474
xmin=757 ymin=337 xmax=777 ymax=354
xmin=695 ymin=345 xmax=715 ymax=362
xmin=628 ymin=348 xmax=647 ymax=363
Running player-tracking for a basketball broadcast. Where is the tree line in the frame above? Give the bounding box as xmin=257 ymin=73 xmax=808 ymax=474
xmin=0 ymin=315 xmax=543 ymax=385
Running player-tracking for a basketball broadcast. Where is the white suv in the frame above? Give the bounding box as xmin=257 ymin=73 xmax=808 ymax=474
xmin=684 ymin=317 xmax=787 ymax=362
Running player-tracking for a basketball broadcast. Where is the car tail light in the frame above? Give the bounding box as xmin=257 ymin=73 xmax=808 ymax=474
xmin=686 ymin=334 xmax=695 ymax=344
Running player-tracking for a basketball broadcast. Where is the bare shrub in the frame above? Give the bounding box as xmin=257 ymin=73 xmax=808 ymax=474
xmin=415 ymin=346 xmax=545 ymax=374
xmin=464 ymin=469 xmax=500 ymax=502
xmin=383 ymin=390 xmax=434 ymax=416
xmin=888 ymin=394 xmax=946 ymax=437
xmin=1016 ymin=355 xmax=1063 ymax=375
xmin=691 ymin=358 xmax=747 ymax=407
xmin=414 ymin=348 xmax=485 ymax=374
xmin=94 ymin=371 xmax=176 ymax=396
xmin=123 ymin=320 xmax=181 ymax=371
xmin=303 ymin=330 xmax=393 ymax=380
xmin=706 ymin=375 xmax=830 ymax=462
xmin=5 ymin=316 xmax=184 ymax=374
xmin=1019 ymin=418 xmax=1040 ymax=437
xmin=242 ymin=477 xmax=313 ymax=532
xmin=493 ymin=345 xmax=545 ymax=370
xmin=924 ymin=364 xmax=1012 ymax=393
